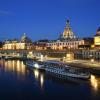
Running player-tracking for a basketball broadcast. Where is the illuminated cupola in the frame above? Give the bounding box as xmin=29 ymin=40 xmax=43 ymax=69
xmin=21 ymin=33 xmax=32 ymax=43
xmin=62 ymin=20 xmax=76 ymax=39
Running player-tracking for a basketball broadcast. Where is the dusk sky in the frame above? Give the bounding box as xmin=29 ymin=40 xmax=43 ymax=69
xmin=0 ymin=0 xmax=100 ymax=41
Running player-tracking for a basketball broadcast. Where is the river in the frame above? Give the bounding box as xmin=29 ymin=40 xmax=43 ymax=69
xmin=0 ymin=60 xmax=100 ymax=100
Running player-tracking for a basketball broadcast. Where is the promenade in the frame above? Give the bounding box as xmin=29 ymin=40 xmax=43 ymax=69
xmin=64 ymin=60 xmax=100 ymax=75
xmin=46 ymin=57 xmax=100 ymax=68
xmin=65 ymin=60 xmax=100 ymax=69
xmin=45 ymin=57 xmax=100 ymax=75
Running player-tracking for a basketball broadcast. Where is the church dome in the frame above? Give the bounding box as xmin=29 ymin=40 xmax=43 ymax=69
xmin=62 ymin=20 xmax=76 ymax=39
xmin=21 ymin=33 xmax=32 ymax=43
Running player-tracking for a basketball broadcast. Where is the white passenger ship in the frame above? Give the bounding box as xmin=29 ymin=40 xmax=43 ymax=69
xmin=25 ymin=60 xmax=90 ymax=80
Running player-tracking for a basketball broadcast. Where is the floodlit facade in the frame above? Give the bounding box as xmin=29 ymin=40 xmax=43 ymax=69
xmin=94 ymin=27 xmax=100 ymax=47
xmin=3 ymin=33 xmax=33 ymax=50
xmin=33 ymin=40 xmax=49 ymax=50
xmin=47 ymin=40 xmax=85 ymax=50
xmin=47 ymin=20 xmax=86 ymax=50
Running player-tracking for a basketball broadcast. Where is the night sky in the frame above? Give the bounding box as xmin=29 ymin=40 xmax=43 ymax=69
xmin=0 ymin=0 xmax=100 ymax=41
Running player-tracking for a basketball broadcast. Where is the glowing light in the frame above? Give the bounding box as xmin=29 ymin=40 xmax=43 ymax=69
xmin=67 ymin=54 xmax=70 ymax=58
xmin=91 ymin=59 xmax=94 ymax=62
xmin=29 ymin=51 xmax=33 ymax=55
xmin=34 ymin=63 xmax=39 ymax=69
xmin=3 ymin=60 xmax=26 ymax=76
xmin=17 ymin=60 xmax=20 ymax=72
xmin=21 ymin=62 xmax=25 ymax=75
xmin=66 ymin=53 xmax=74 ymax=60
xmin=34 ymin=69 xmax=39 ymax=79
xmin=40 ymin=74 xmax=44 ymax=88
xmin=91 ymin=75 xmax=95 ymax=80
xmin=12 ymin=60 xmax=15 ymax=71
xmin=90 ymin=75 xmax=98 ymax=91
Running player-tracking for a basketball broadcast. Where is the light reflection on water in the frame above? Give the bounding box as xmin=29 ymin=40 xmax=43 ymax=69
xmin=90 ymin=75 xmax=100 ymax=92
xmin=90 ymin=75 xmax=98 ymax=90
xmin=0 ymin=60 xmax=45 ymax=89
xmin=0 ymin=59 xmax=100 ymax=99
xmin=5 ymin=60 xmax=25 ymax=75
xmin=34 ymin=69 xmax=44 ymax=89
xmin=40 ymin=74 xmax=44 ymax=88
xmin=34 ymin=69 xmax=39 ymax=79
xmin=0 ymin=60 xmax=100 ymax=90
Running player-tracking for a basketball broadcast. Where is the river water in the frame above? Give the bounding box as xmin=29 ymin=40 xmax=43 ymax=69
xmin=0 ymin=60 xmax=100 ymax=100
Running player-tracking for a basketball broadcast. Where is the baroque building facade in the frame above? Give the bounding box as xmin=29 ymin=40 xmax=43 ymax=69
xmin=47 ymin=20 xmax=87 ymax=50
xmin=3 ymin=33 xmax=33 ymax=50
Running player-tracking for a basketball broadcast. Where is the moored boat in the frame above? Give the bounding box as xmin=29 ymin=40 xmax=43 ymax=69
xmin=25 ymin=60 xmax=90 ymax=80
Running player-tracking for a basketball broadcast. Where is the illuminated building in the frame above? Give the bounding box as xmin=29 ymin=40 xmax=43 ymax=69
xmin=47 ymin=20 xmax=85 ymax=50
xmin=94 ymin=27 xmax=100 ymax=48
xmin=78 ymin=38 xmax=94 ymax=49
xmin=78 ymin=28 xmax=100 ymax=60
xmin=33 ymin=39 xmax=48 ymax=50
xmin=47 ymin=40 xmax=85 ymax=50
xmin=3 ymin=33 xmax=33 ymax=50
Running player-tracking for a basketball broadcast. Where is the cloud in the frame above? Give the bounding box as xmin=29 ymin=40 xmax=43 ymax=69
xmin=0 ymin=10 xmax=12 ymax=16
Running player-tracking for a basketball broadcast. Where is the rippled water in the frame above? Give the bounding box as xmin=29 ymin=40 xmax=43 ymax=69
xmin=0 ymin=60 xmax=100 ymax=100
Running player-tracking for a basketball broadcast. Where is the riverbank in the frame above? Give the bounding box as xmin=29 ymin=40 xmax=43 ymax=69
xmin=65 ymin=60 xmax=100 ymax=75
xmin=1 ymin=56 xmax=100 ymax=75
xmin=45 ymin=57 xmax=100 ymax=75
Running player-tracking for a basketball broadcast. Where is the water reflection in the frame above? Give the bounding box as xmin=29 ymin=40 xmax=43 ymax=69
xmin=90 ymin=75 xmax=98 ymax=91
xmin=1 ymin=60 xmax=100 ymax=94
xmin=34 ymin=69 xmax=39 ymax=79
xmin=40 ymin=74 xmax=44 ymax=88
xmin=34 ymin=69 xmax=44 ymax=89
xmin=3 ymin=60 xmax=26 ymax=76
